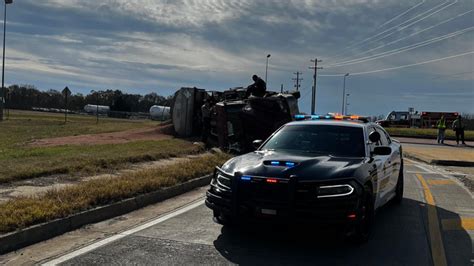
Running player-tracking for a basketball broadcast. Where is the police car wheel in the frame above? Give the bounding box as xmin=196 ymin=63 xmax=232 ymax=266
xmin=213 ymin=210 xmax=233 ymax=225
xmin=347 ymin=184 xmax=374 ymax=244
xmin=393 ymin=161 xmax=404 ymax=204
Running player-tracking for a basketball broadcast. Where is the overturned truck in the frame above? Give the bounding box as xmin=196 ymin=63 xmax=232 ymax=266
xmin=171 ymin=87 xmax=300 ymax=153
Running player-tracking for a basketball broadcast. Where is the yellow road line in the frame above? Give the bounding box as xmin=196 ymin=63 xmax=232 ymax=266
xmin=416 ymin=174 xmax=447 ymax=266
xmin=442 ymin=218 xmax=474 ymax=231
xmin=427 ymin=180 xmax=455 ymax=185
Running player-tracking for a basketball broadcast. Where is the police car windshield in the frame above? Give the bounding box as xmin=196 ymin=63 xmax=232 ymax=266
xmin=262 ymin=124 xmax=365 ymax=157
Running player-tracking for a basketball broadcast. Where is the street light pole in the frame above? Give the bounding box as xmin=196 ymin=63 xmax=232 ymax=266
xmin=342 ymin=73 xmax=349 ymax=115
xmin=0 ymin=0 xmax=12 ymax=122
xmin=346 ymin=93 xmax=350 ymax=115
xmin=265 ymin=54 xmax=271 ymax=85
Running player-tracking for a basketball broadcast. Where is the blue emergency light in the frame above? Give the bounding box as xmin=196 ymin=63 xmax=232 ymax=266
xmin=241 ymin=175 xmax=252 ymax=181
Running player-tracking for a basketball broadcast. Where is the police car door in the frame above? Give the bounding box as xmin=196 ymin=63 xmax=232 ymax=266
xmin=368 ymin=127 xmax=391 ymax=208
xmin=377 ymin=126 xmax=400 ymax=195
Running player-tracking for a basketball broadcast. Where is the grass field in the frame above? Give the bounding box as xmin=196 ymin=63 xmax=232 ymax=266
xmin=0 ymin=110 xmax=201 ymax=183
xmin=385 ymin=127 xmax=474 ymax=141
xmin=0 ymin=153 xmax=231 ymax=234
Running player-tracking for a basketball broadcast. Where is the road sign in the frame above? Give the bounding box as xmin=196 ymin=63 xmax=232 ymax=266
xmin=63 ymin=87 xmax=71 ymax=123
xmin=62 ymin=86 xmax=71 ymax=97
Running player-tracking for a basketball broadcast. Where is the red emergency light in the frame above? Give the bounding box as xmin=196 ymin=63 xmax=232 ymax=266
xmin=347 ymin=213 xmax=357 ymax=220
xmin=266 ymin=178 xmax=278 ymax=184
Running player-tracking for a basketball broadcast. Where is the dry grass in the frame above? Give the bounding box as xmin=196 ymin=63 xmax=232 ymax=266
xmin=0 ymin=152 xmax=231 ymax=234
xmin=0 ymin=110 xmax=203 ymax=183
xmin=0 ymin=139 xmax=204 ymax=184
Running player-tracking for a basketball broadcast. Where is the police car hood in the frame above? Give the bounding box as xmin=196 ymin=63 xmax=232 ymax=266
xmin=220 ymin=150 xmax=365 ymax=181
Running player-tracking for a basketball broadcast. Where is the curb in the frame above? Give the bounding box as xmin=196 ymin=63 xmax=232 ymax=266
xmin=404 ymin=153 xmax=474 ymax=167
xmin=430 ymin=160 xmax=474 ymax=167
xmin=0 ymin=174 xmax=212 ymax=255
xmin=398 ymin=140 xmax=474 ymax=149
xmin=391 ymin=134 xmax=474 ymax=142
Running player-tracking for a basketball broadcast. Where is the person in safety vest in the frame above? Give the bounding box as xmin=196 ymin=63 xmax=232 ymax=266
xmin=452 ymin=115 xmax=466 ymax=145
xmin=436 ymin=115 xmax=447 ymax=144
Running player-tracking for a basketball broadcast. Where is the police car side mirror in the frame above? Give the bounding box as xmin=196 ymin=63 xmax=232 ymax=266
xmin=369 ymin=131 xmax=381 ymax=143
xmin=253 ymin=140 xmax=263 ymax=149
xmin=373 ymin=146 xmax=392 ymax=156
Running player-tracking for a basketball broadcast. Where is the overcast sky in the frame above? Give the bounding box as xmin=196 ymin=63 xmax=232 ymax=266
xmin=4 ymin=0 xmax=474 ymax=115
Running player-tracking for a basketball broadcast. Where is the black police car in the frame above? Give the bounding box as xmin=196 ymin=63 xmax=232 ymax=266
xmin=205 ymin=114 xmax=404 ymax=242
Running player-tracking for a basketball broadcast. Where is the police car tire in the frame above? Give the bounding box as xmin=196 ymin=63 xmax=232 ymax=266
xmin=213 ymin=210 xmax=233 ymax=225
xmin=348 ymin=184 xmax=374 ymax=244
xmin=393 ymin=161 xmax=404 ymax=204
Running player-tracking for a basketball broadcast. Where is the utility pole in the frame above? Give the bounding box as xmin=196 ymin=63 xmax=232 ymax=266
xmin=292 ymin=71 xmax=303 ymax=91
xmin=0 ymin=0 xmax=13 ymax=121
xmin=309 ymin=58 xmax=322 ymax=115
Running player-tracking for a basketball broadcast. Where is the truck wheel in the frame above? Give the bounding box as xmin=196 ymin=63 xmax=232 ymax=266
xmin=347 ymin=185 xmax=374 ymax=244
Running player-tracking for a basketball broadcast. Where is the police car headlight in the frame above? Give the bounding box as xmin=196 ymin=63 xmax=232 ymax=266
xmin=317 ymin=184 xmax=354 ymax=198
xmin=216 ymin=173 xmax=231 ymax=189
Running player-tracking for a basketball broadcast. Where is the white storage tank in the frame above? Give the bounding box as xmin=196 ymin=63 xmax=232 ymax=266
xmin=149 ymin=105 xmax=171 ymax=121
xmin=84 ymin=104 xmax=110 ymax=114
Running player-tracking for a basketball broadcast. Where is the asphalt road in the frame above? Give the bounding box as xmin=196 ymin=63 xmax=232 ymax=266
xmin=38 ymin=159 xmax=473 ymax=266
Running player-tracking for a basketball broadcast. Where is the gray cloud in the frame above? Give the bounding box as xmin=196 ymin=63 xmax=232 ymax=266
xmin=3 ymin=0 xmax=473 ymax=114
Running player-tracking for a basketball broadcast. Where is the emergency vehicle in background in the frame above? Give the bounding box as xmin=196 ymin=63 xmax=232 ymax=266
xmin=377 ymin=110 xmax=459 ymax=128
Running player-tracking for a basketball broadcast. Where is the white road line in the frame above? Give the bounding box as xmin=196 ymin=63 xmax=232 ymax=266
xmin=405 ymin=158 xmax=473 ymax=198
xmin=43 ymin=199 xmax=205 ymax=266
xmin=407 ymin=171 xmax=436 ymax=174
xmin=413 ymin=163 xmax=440 ymax=174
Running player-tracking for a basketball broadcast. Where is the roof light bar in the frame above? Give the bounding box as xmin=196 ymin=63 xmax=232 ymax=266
xmin=294 ymin=114 xmax=368 ymax=122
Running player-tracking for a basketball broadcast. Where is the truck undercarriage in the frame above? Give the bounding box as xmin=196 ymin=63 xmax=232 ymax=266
xmin=171 ymin=87 xmax=300 ymax=153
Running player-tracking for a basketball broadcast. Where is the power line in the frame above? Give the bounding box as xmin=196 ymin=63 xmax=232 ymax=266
xmin=326 ymin=0 xmax=452 ymax=63
xmin=323 ymin=26 xmax=474 ymax=68
xmin=334 ymin=9 xmax=473 ymax=63
xmin=377 ymin=0 xmax=426 ymax=29
xmin=367 ymin=0 xmax=459 ymax=46
xmin=346 ymin=1 xmax=451 ymax=51
xmin=320 ymin=51 xmax=474 ymax=77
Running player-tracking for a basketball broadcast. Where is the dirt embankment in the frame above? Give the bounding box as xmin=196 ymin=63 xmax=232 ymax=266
xmin=29 ymin=124 xmax=175 ymax=147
